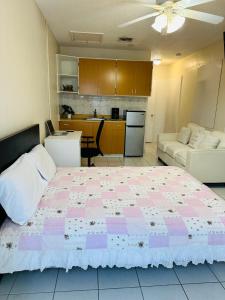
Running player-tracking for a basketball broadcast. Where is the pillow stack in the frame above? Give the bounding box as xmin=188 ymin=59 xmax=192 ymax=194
xmin=0 ymin=144 xmax=56 ymax=225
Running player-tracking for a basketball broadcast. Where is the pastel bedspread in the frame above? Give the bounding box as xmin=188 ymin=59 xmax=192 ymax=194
xmin=1 ymin=166 xmax=225 ymax=273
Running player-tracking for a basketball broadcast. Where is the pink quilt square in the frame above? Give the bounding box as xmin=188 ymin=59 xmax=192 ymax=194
xmin=115 ymin=186 xmax=130 ymax=193
xmin=43 ymin=218 xmax=65 ymax=235
xmin=102 ymin=191 xmax=117 ymax=199
xmin=177 ymin=206 xmax=198 ymax=217
xmin=55 ymin=191 xmax=70 ymax=200
xmin=123 ymin=207 xmax=143 ymax=218
xmin=86 ymin=199 xmax=102 ymax=208
xmin=67 ymin=208 xmax=85 ymax=218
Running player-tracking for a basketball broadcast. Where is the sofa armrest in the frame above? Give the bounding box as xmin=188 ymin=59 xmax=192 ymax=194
xmin=158 ymin=133 xmax=177 ymax=143
xmin=186 ymin=149 xmax=225 ymax=183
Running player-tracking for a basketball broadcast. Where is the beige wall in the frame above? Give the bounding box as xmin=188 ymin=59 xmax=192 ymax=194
xmin=0 ymin=0 xmax=58 ymax=141
xmin=164 ymin=40 xmax=225 ymax=133
xmin=60 ymin=46 xmax=150 ymax=61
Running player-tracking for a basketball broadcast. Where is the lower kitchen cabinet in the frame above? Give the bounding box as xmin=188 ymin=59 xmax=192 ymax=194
xmin=59 ymin=120 xmax=125 ymax=155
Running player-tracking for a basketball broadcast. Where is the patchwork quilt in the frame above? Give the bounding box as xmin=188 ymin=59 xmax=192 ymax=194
xmin=1 ymin=166 xmax=225 ymax=273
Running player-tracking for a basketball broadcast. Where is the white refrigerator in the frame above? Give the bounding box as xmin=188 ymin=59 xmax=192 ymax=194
xmin=125 ymin=111 xmax=146 ymax=157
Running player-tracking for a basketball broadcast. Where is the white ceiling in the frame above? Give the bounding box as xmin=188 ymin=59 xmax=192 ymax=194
xmin=35 ymin=0 xmax=225 ymax=62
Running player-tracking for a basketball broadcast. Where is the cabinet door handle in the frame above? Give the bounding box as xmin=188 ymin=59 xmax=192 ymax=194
xmin=63 ymin=123 xmax=69 ymax=126
xmin=135 ymin=88 xmax=137 ymax=95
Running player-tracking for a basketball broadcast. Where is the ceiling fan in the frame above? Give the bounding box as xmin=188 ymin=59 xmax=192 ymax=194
xmin=119 ymin=0 xmax=224 ymax=34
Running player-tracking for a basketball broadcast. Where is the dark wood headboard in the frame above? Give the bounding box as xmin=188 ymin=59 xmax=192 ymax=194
xmin=0 ymin=124 xmax=40 ymax=225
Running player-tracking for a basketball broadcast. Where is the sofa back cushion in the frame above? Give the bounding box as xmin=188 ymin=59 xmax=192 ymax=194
xmin=188 ymin=131 xmax=205 ymax=149
xmin=177 ymin=127 xmax=191 ymax=145
xmin=187 ymin=123 xmax=205 ymax=134
xmin=199 ymin=132 xmax=220 ymax=149
xmin=212 ymin=131 xmax=225 ymax=149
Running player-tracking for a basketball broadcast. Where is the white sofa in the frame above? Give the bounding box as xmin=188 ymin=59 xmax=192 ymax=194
xmin=157 ymin=123 xmax=225 ymax=183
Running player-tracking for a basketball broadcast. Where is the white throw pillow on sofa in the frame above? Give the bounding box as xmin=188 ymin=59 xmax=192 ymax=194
xmin=0 ymin=155 xmax=47 ymax=225
xmin=199 ymin=133 xmax=220 ymax=149
xmin=27 ymin=144 xmax=56 ymax=182
xmin=188 ymin=131 xmax=205 ymax=149
xmin=177 ymin=127 xmax=191 ymax=145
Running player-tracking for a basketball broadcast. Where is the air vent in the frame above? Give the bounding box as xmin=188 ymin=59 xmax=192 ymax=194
xmin=118 ymin=36 xmax=134 ymax=43
xmin=69 ymin=31 xmax=104 ymax=44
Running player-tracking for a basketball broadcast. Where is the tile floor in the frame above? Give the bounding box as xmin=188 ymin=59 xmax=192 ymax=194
xmin=1 ymin=143 xmax=225 ymax=300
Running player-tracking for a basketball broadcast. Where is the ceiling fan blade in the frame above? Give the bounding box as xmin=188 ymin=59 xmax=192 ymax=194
xmin=179 ymin=8 xmax=224 ymax=24
xmin=176 ymin=0 xmax=214 ymax=9
xmin=118 ymin=12 xmax=160 ymax=27
xmin=142 ymin=4 xmax=164 ymax=10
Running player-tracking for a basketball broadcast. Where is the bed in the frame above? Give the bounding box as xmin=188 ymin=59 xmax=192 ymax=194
xmin=1 ymin=125 xmax=225 ymax=274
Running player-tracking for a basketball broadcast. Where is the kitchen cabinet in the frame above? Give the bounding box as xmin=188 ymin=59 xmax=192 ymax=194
xmin=116 ymin=60 xmax=153 ymax=96
xmin=79 ymin=59 xmax=99 ymax=95
xmin=79 ymin=58 xmax=153 ymax=97
xmin=79 ymin=59 xmax=116 ymax=96
xmin=59 ymin=120 xmax=125 ymax=154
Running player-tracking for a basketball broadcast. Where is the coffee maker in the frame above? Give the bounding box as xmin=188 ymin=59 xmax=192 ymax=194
xmin=111 ymin=108 xmax=119 ymax=119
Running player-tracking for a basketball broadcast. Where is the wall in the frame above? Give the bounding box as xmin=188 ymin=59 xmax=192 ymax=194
xmin=0 ymin=0 xmax=58 ymax=141
xmin=60 ymin=46 xmax=150 ymax=61
xmin=164 ymin=40 xmax=225 ymax=133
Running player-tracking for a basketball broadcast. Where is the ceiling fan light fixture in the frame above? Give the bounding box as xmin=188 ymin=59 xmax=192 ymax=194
xmin=152 ymin=14 xmax=168 ymax=33
xmin=167 ymin=15 xmax=185 ymax=33
xmin=152 ymin=13 xmax=185 ymax=34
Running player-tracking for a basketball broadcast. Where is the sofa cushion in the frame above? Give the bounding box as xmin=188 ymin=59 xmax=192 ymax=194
xmin=188 ymin=131 xmax=205 ymax=149
xmin=177 ymin=127 xmax=191 ymax=145
xmin=166 ymin=143 xmax=189 ymax=158
xmin=187 ymin=123 xmax=205 ymax=134
xmin=175 ymin=151 xmax=188 ymax=167
xmin=199 ymin=133 xmax=220 ymax=149
xmin=158 ymin=141 xmax=175 ymax=152
xmin=212 ymin=131 xmax=225 ymax=148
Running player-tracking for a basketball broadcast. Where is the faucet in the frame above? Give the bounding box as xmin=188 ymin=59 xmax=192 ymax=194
xmin=93 ymin=109 xmax=97 ymax=118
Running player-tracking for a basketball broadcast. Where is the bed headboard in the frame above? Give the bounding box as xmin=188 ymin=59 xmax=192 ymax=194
xmin=0 ymin=124 xmax=40 ymax=225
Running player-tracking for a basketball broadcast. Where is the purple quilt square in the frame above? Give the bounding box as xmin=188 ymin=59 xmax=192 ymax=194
xmin=106 ymin=217 xmax=127 ymax=224
xmin=43 ymin=218 xmax=65 ymax=235
xmin=164 ymin=217 xmax=188 ymax=236
xmin=149 ymin=235 xmax=169 ymax=248
xmin=208 ymin=233 xmax=225 ymax=245
xmin=19 ymin=235 xmax=42 ymax=251
xmin=107 ymin=223 xmax=128 ymax=234
xmin=86 ymin=234 xmax=107 ymax=249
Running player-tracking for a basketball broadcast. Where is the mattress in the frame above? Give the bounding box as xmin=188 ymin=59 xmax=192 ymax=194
xmin=1 ymin=166 xmax=225 ymax=273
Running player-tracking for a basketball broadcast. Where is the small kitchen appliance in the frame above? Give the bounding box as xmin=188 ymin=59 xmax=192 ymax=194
xmin=111 ymin=108 xmax=119 ymax=120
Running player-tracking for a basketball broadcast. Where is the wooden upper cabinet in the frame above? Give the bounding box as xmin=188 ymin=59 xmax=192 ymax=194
xmin=79 ymin=59 xmax=99 ymax=95
xmin=79 ymin=58 xmax=153 ymax=97
xmin=116 ymin=61 xmax=135 ymax=96
xmin=98 ymin=60 xmax=116 ymax=96
xmin=134 ymin=61 xmax=153 ymax=96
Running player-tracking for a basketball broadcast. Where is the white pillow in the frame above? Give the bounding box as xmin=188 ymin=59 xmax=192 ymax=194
xmin=0 ymin=155 xmax=47 ymax=225
xmin=177 ymin=127 xmax=191 ymax=145
xmin=27 ymin=144 xmax=56 ymax=182
xmin=199 ymin=133 xmax=220 ymax=149
xmin=218 ymin=142 xmax=225 ymax=149
xmin=188 ymin=131 xmax=205 ymax=149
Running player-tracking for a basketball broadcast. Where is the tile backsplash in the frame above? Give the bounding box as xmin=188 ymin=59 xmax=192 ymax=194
xmin=60 ymin=94 xmax=148 ymax=116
